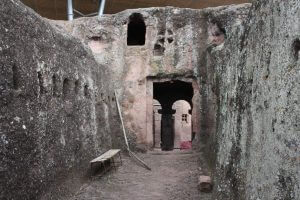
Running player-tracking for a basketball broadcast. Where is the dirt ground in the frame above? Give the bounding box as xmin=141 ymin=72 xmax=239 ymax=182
xmin=67 ymin=150 xmax=212 ymax=200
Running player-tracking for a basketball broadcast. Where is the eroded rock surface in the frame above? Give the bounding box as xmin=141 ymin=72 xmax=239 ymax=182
xmin=208 ymin=0 xmax=300 ymax=199
xmin=52 ymin=4 xmax=251 ymax=151
xmin=0 ymin=0 xmax=121 ymax=199
xmin=1 ymin=0 xmax=299 ymax=199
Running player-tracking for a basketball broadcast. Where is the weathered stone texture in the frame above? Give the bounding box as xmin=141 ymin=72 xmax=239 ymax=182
xmin=209 ymin=1 xmax=300 ymax=199
xmin=0 ymin=0 xmax=120 ymax=199
xmin=53 ymin=5 xmax=250 ymax=151
xmin=1 ymin=0 xmax=299 ymax=199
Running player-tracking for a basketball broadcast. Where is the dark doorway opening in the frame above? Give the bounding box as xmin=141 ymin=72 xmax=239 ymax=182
xmin=127 ymin=13 xmax=146 ymax=46
xmin=153 ymin=80 xmax=193 ymax=151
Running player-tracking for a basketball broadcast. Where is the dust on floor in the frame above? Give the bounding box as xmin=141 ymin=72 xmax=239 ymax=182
xmin=68 ymin=150 xmax=212 ymax=200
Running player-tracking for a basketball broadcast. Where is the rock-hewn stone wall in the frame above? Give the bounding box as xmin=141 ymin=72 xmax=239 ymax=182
xmin=54 ymin=5 xmax=250 ymax=150
xmin=0 ymin=0 xmax=120 ymax=199
xmin=209 ymin=0 xmax=300 ymax=199
xmin=2 ymin=0 xmax=299 ymax=199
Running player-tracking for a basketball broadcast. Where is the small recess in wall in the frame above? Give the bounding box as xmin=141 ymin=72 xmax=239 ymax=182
xmin=37 ymin=71 xmax=45 ymax=94
xmin=154 ymin=44 xmax=165 ymax=56
xmin=75 ymin=79 xmax=80 ymax=94
xmin=52 ymin=74 xmax=58 ymax=96
xmin=127 ymin=13 xmax=146 ymax=46
xmin=167 ymin=38 xmax=174 ymax=44
xmin=12 ymin=65 xmax=20 ymax=90
xmin=63 ymin=78 xmax=70 ymax=97
xmin=84 ymin=84 xmax=89 ymax=97
xmin=292 ymin=39 xmax=300 ymax=61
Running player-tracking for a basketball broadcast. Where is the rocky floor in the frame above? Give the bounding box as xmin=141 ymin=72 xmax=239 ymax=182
xmin=67 ymin=150 xmax=212 ymax=200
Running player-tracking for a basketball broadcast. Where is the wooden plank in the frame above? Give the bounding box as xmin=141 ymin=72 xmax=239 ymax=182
xmin=90 ymin=149 xmax=120 ymax=163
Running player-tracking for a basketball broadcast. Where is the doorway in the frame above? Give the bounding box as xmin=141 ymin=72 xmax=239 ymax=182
xmin=152 ymin=80 xmax=193 ymax=151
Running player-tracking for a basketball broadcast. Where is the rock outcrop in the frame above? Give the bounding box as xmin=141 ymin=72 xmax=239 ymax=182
xmin=0 ymin=0 xmax=121 ymax=199
xmin=209 ymin=0 xmax=300 ymax=199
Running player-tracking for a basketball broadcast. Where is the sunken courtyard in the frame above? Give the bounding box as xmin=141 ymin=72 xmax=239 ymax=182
xmin=0 ymin=0 xmax=299 ymax=199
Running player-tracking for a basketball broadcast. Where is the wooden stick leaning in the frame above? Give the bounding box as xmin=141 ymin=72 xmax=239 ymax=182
xmin=114 ymin=90 xmax=151 ymax=171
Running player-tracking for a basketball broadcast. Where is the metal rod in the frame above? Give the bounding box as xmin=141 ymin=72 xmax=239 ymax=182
xmin=73 ymin=10 xmax=98 ymax=17
xmin=73 ymin=9 xmax=84 ymax=17
xmin=98 ymin=0 xmax=106 ymax=16
xmin=85 ymin=12 xmax=98 ymax=17
xmin=67 ymin=0 xmax=73 ymax=21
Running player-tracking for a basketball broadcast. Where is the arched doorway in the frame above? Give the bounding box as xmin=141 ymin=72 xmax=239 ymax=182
xmin=172 ymin=100 xmax=192 ymax=149
xmin=152 ymin=80 xmax=194 ymax=151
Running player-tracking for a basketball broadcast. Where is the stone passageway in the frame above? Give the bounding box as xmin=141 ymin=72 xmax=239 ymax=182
xmin=68 ymin=151 xmax=212 ymax=200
